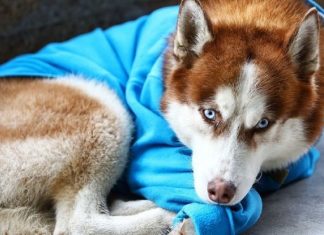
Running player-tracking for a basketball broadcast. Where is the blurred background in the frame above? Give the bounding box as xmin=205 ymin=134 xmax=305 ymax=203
xmin=0 ymin=0 xmax=177 ymax=63
xmin=0 ymin=0 xmax=323 ymax=234
xmin=1 ymin=0 xmax=323 ymax=63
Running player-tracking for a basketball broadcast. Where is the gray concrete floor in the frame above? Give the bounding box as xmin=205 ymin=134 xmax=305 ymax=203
xmin=245 ymin=136 xmax=324 ymax=235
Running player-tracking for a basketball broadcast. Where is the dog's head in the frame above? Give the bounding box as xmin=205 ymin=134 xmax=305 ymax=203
xmin=162 ymin=0 xmax=323 ymax=205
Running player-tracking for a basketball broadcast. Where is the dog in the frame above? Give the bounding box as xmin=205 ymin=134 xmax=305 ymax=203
xmin=0 ymin=0 xmax=323 ymax=234
xmin=162 ymin=0 xmax=324 ymax=206
xmin=0 ymin=77 xmax=176 ymax=235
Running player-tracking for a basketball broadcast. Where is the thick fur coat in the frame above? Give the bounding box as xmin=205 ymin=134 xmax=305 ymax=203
xmin=0 ymin=0 xmax=323 ymax=234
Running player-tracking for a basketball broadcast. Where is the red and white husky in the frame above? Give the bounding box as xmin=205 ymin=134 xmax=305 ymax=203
xmin=163 ymin=0 xmax=324 ymax=206
xmin=162 ymin=0 xmax=324 ymax=206
xmin=0 ymin=0 xmax=323 ymax=234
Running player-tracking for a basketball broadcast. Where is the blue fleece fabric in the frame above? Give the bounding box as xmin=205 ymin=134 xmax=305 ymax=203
xmin=0 ymin=2 xmax=322 ymax=234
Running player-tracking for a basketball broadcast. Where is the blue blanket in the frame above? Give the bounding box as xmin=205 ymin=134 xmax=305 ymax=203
xmin=0 ymin=2 xmax=322 ymax=234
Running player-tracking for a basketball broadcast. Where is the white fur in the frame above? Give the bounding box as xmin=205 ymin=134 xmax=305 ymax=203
xmin=214 ymin=63 xmax=265 ymax=127
xmin=238 ymin=63 xmax=266 ymax=128
xmin=214 ymin=87 xmax=235 ymax=121
xmin=260 ymin=118 xmax=310 ymax=170
xmin=164 ymin=101 xmax=210 ymax=149
xmin=164 ymin=62 xmax=311 ymax=205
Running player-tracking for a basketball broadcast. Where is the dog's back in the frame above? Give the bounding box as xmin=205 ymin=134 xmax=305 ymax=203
xmin=0 ymin=76 xmax=134 ymax=234
xmin=0 ymin=75 xmax=175 ymax=235
xmin=0 ymin=77 xmax=131 ymax=205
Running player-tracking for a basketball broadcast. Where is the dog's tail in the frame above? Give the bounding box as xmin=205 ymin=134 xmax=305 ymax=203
xmin=0 ymin=207 xmax=54 ymax=235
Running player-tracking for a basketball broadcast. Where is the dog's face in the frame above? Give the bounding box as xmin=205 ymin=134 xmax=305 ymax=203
xmin=162 ymin=0 xmax=322 ymax=205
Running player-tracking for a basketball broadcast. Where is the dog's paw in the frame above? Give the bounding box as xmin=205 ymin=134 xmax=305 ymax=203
xmin=137 ymin=207 xmax=175 ymax=235
xmin=169 ymin=219 xmax=195 ymax=235
xmin=153 ymin=207 xmax=176 ymax=230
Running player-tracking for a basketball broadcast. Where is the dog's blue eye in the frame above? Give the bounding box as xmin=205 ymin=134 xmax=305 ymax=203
xmin=203 ymin=109 xmax=217 ymax=121
xmin=256 ymin=118 xmax=269 ymax=129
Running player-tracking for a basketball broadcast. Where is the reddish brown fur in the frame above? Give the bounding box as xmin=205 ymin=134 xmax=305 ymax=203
xmin=0 ymin=78 xmax=124 ymax=197
xmin=162 ymin=0 xmax=324 ymax=146
xmin=0 ymin=78 xmax=101 ymax=141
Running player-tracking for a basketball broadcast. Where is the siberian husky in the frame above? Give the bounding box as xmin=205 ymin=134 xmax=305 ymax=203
xmin=162 ymin=0 xmax=324 ymax=206
xmin=0 ymin=0 xmax=323 ymax=234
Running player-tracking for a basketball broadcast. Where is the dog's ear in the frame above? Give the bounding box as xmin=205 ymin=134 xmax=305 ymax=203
xmin=287 ymin=8 xmax=320 ymax=78
xmin=173 ymin=0 xmax=213 ymax=62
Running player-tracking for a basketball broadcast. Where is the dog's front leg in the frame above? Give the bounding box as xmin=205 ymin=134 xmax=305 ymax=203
xmin=53 ymin=193 xmax=75 ymax=235
xmin=67 ymin=183 xmax=175 ymax=235
xmin=109 ymin=199 xmax=157 ymax=216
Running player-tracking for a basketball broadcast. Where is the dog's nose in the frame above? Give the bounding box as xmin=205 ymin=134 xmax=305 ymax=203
xmin=207 ymin=178 xmax=236 ymax=203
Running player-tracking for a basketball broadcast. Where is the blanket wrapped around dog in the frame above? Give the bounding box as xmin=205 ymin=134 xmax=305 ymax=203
xmin=0 ymin=2 xmax=322 ymax=234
